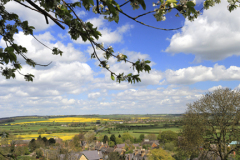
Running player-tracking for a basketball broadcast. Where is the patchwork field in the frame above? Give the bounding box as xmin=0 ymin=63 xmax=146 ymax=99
xmin=10 ymin=117 xmax=113 ymax=125
xmin=0 ymin=115 xmax=182 ymax=142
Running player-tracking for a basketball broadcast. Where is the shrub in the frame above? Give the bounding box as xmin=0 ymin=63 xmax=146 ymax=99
xmin=164 ymin=142 xmax=175 ymax=151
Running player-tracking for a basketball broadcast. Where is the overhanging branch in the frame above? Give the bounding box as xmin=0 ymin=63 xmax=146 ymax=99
xmin=24 ymin=0 xmax=65 ymax=29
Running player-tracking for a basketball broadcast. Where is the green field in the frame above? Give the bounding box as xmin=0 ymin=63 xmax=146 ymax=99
xmin=0 ymin=115 xmax=182 ymax=141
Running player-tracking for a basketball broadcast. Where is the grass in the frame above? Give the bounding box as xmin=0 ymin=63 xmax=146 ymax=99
xmin=1 ymin=115 xmax=183 ymax=143
xmin=98 ymin=127 xmax=181 ymax=139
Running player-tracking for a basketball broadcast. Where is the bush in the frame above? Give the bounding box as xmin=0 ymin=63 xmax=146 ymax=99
xmin=35 ymin=148 xmax=43 ymax=158
xmin=164 ymin=142 xmax=175 ymax=151
xmin=37 ymin=128 xmax=45 ymax=134
xmin=109 ymin=141 xmax=115 ymax=147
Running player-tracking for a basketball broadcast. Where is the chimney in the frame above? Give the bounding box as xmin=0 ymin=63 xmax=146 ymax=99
xmin=106 ymin=141 xmax=108 ymax=145
xmin=141 ymin=149 xmax=145 ymax=157
xmin=134 ymin=149 xmax=138 ymax=156
xmin=96 ymin=141 xmax=98 ymax=145
xmin=101 ymin=142 xmax=103 ymax=145
xmin=128 ymin=154 xmax=130 ymax=160
xmin=140 ymin=146 xmax=142 ymax=150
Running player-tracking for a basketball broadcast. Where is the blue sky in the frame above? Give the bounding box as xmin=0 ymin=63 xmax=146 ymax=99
xmin=1 ymin=0 xmax=240 ymax=118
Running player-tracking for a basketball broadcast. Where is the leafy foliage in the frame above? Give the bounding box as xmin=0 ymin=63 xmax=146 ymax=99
xmin=180 ymin=88 xmax=240 ymax=160
xmin=1 ymin=0 xmax=232 ymax=83
xmin=149 ymin=148 xmax=175 ymax=160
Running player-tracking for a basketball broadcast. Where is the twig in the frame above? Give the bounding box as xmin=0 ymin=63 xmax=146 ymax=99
xmin=25 ymin=0 xmax=65 ymax=29
xmin=120 ymin=1 xmax=130 ymax=7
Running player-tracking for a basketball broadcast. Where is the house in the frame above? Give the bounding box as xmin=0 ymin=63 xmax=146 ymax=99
xmin=80 ymin=150 xmax=103 ymax=160
xmin=54 ymin=137 xmax=63 ymax=145
xmin=116 ymin=143 xmax=140 ymax=149
xmin=102 ymin=147 xmax=114 ymax=155
xmin=141 ymin=140 xmax=159 ymax=149
xmin=125 ymin=148 xmax=149 ymax=160
xmin=14 ymin=140 xmax=30 ymax=147
xmin=114 ymin=148 xmax=126 ymax=156
xmin=95 ymin=141 xmax=108 ymax=151
xmin=59 ymin=150 xmax=103 ymax=160
xmin=116 ymin=143 xmax=125 ymax=149
xmin=133 ymin=144 xmax=140 ymax=148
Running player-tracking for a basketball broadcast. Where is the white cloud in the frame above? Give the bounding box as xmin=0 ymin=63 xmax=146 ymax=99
xmin=4 ymin=1 xmax=56 ymax=32
xmin=88 ymin=92 xmax=101 ymax=99
xmin=165 ymin=0 xmax=240 ymax=62
xmin=0 ymin=31 xmax=87 ymax=64
xmin=72 ymin=16 xmax=134 ymax=45
xmin=208 ymin=85 xmax=223 ymax=92
xmin=164 ymin=64 xmax=240 ymax=84
xmin=76 ymin=10 xmax=87 ymax=17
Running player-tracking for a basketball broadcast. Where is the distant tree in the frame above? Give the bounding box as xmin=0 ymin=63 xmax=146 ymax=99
xmin=84 ymin=131 xmax=96 ymax=144
xmin=109 ymin=141 xmax=115 ymax=147
xmin=143 ymin=144 xmax=151 ymax=150
xmin=42 ymin=137 xmax=48 ymax=143
xmin=121 ymin=133 xmax=134 ymax=143
xmin=139 ymin=134 xmax=145 ymax=141
xmin=37 ymin=135 xmax=42 ymax=141
xmin=147 ymin=134 xmax=157 ymax=141
xmin=103 ymin=135 xmax=109 ymax=143
xmin=77 ymin=132 xmax=85 ymax=141
xmin=157 ymin=131 xmax=161 ymax=141
xmin=110 ymin=134 xmax=116 ymax=145
xmin=72 ymin=135 xmax=81 ymax=147
xmin=37 ymin=128 xmax=45 ymax=134
xmin=69 ymin=134 xmax=82 ymax=151
xmin=29 ymin=139 xmax=37 ymax=151
xmin=164 ymin=142 xmax=175 ymax=151
xmin=35 ymin=148 xmax=43 ymax=158
xmin=236 ymin=149 xmax=240 ymax=160
xmin=159 ymin=130 xmax=177 ymax=144
xmin=172 ymin=148 xmax=189 ymax=160
xmin=149 ymin=148 xmax=175 ymax=160
xmin=116 ymin=137 xmax=123 ymax=144
xmin=180 ymin=88 xmax=240 ymax=160
xmin=118 ymin=134 xmax=121 ymax=138
xmin=48 ymin=138 xmax=56 ymax=145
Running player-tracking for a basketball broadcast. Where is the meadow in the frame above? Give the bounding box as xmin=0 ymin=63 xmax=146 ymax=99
xmin=0 ymin=115 xmax=182 ymax=141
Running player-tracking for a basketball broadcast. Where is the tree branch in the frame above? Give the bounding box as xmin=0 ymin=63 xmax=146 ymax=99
xmin=13 ymin=0 xmax=66 ymax=24
xmin=120 ymin=1 xmax=130 ymax=7
xmin=115 ymin=7 xmax=183 ymax=31
xmin=24 ymin=0 xmax=65 ymax=29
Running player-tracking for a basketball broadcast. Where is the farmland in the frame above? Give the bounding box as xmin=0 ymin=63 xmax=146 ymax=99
xmin=0 ymin=114 xmax=182 ymax=141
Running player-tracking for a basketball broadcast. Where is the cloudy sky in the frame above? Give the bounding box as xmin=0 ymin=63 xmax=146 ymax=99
xmin=0 ymin=0 xmax=239 ymax=118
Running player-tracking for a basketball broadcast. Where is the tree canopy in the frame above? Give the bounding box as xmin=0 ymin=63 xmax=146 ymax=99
xmin=0 ymin=0 xmax=237 ymax=83
xmin=149 ymin=148 xmax=175 ymax=160
xmin=180 ymin=88 xmax=240 ymax=160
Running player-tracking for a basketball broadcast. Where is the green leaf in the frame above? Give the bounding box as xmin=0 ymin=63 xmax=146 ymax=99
xmin=24 ymin=74 xmax=34 ymax=82
xmin=89 ymin=0 xmax=94 ymax=6
xmin=52 ymin=47 xmax=63 ymax=56
xmin=145 ymin=60 xmax=151 ymax=63
xmin=111 ymin=74 xmax=115 ymax=81
xmin=106 ymin=1 xmax=117 ymax=17
xmin=72 ymin=2 xmax=81 ymax=8
xmin=187 ymin=1 xmax=195 ymax=7
xmin=137 ymin=0 xmax=146 ymax=10
xmin=166 ymin=0 xmax=177 ymax=3
xmin=5 ymin=46 xmax=14 ymax=54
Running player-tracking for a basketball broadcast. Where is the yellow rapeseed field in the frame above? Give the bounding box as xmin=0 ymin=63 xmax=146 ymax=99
xmin=132 ymin=117 xmax=150 ymax=119
xmin=18 ymin=133 xmax=77 ymax=141
xmin=11 ymin=117 xmax=113 ymax=125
